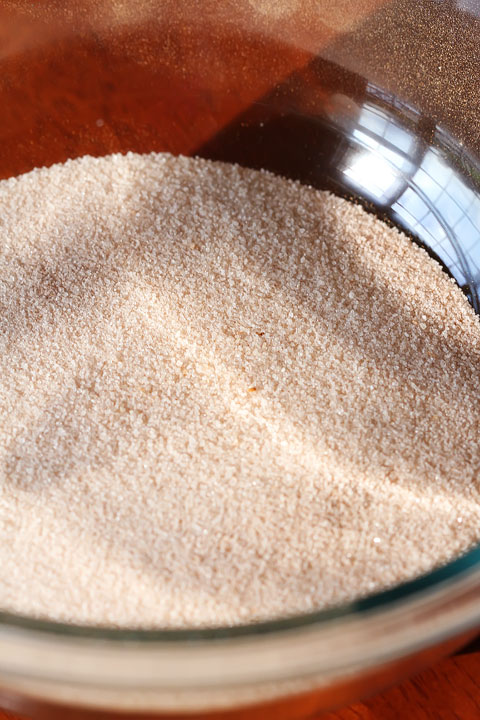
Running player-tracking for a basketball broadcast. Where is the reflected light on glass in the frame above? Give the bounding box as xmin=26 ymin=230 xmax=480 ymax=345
xmin=343 ymin=150 xmax=401 ymax=203
xmin=336 ymin=89 xmax=480 ymax=309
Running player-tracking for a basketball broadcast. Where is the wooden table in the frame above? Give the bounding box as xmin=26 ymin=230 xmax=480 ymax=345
xmin=326 ymin=649 xmax=480 ymax=720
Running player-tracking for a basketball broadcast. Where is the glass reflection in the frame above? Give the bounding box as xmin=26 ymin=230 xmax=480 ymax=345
xmin=200 ymin=58 xmax=480 ymax=313
xmin=334 ymin=85 xmax=480 ymax=307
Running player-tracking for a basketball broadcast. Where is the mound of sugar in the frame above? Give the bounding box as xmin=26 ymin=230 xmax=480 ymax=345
xmin=1 ymin=152 xmax=479 ymax=628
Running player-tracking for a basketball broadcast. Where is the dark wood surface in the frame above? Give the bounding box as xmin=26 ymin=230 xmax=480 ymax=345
xmin=325 ymin=651 xmax=480 ymax=720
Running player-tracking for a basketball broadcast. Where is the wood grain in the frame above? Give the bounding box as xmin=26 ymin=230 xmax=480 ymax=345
xmin=324 ymin=652 xmax=480 ymax=720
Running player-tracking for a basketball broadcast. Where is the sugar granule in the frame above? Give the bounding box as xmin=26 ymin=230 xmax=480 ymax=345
xmin=1 ymin=151 xmax=479 ymax=628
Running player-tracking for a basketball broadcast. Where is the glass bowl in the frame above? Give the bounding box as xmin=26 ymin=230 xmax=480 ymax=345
xmin=1 ymin=1 xmax=479 ymax=717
